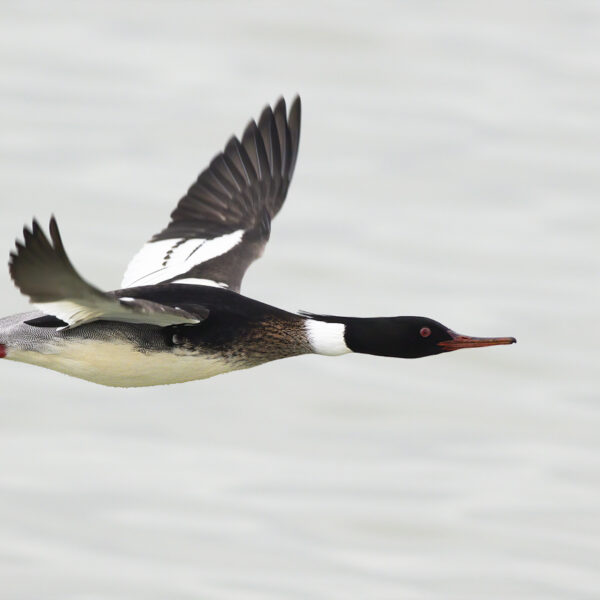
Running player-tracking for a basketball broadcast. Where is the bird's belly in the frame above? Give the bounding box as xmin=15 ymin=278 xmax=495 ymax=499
xmin=9 ymin=339 xmax=236 ymax=387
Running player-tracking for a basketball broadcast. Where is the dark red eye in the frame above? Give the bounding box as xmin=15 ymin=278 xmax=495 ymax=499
xmin=420 ymin=327 xmax=431 ymax=338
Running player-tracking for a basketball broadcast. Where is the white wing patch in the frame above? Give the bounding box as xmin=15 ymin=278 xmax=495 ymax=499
xmin=171 ymin=278 xmax=229 ymax=288
xmin=35 ymin=298 xmax=201 ymax=330
xmin=121 ymin=230 xmax=244 ymax=288
xmin=35 ymin=300 xmax=109 ymax=331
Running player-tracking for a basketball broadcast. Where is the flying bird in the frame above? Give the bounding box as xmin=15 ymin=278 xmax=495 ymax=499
xmin=0 ymin=96 xmax=515 ymax=387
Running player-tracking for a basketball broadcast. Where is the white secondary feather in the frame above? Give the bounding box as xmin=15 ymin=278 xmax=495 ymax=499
xmin=35 ymin=300 xmax=108 ymax=330
xmin=171 ymin=278 xmax=229 ymax=288
xmin=121 ymin=230 xmax=245 ymax=288
xmin=305 ymin=320 xmax=351 ymax=356
xmin=35 ymin=298 xmax=200 ymax=330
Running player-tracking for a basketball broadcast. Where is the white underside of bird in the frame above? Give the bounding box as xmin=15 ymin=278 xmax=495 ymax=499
xmin=7 ymin=339 xmax=236 ymax=387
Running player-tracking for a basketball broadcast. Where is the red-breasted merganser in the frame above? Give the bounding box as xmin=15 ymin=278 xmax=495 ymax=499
xmin=0 ymin=97 xmax=515 ymax=387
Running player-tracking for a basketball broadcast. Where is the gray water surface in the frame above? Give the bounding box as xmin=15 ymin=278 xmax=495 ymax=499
xmin=1 ymin=2 xmax=599 ymax=599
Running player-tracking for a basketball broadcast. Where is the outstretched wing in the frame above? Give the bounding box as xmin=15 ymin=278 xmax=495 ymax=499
xmin=121 ymin=96 xmax=301 ymax=293
xmin=9 ymin=218 xmax=207 ymax=330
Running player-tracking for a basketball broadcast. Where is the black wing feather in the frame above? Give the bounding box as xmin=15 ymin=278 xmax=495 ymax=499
xmin=10 ymin=218 xmax=206 ymax=329
xmin=127 ymin=96 xmax=301 ymax=292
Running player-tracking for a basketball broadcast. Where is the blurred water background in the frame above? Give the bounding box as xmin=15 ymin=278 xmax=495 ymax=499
xmin=1 ymin=1 xmax=599 ymax=598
